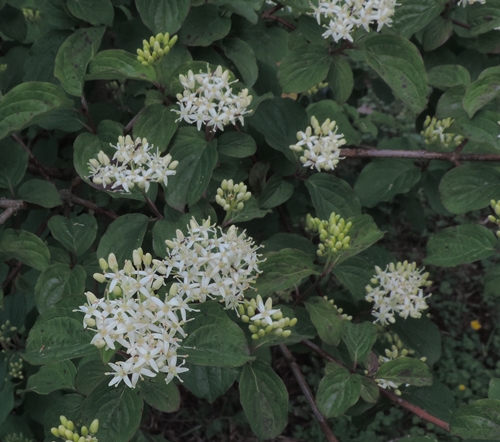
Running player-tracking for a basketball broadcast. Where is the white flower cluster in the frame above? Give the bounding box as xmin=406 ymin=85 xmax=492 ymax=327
xmin=290 ymin=116 xmax=346 ymax=172
xmin=172 ymin=65 xmax=253 ymax=132
xmin=365 ymin=261 xmax=432 ymax=326
xmin=309 ymin=0 xmax=398 ymax=43
xmin=88 ymin=135 xmax=178 ymax=193
xmin=458 ymin=0 xmax=486 ymax=6
xmin=164 ymin=218 xmax=263 ymax=310
xmin=420 ymin=116 xmax=464 ymax=148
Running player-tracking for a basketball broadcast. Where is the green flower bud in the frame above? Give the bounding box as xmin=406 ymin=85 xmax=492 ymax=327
xmin=51 ymin=428 xmax=60 ymax=437
xmin=89 ymin=419 xmax=99 ymax=434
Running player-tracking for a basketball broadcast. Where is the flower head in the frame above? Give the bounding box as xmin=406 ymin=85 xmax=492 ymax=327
xmin=137 ymin=32 xmax=178 ymax=66
xmin=305 ymin=212 xmax=352 ymax=257
xmin=420 ymin=116 xmax=464 ymax=148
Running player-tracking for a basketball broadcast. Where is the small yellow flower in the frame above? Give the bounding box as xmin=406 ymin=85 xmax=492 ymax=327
xmin=470 ymin=320 xmax=482 ymax=331
xmin=458 ymin=384 xmax=466 ymax=391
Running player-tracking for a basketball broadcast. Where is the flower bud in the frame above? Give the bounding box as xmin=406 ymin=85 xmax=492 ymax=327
xmin=51 ymin=427 xmax=60 ymax=437
xmin=89 ymin=419 xmax=99 ymax=434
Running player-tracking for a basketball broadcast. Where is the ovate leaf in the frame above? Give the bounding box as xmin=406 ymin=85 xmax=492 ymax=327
xmin=178 ymin=4 xmax=231 ymax=47
xmin=376 ymin=357 xmax=433 ymax=387
xmin=342 ymin=321 xmax=377 ymax=366
xmin=328 ymin=56 xmax=354 ymax=104
xmin=25 ymin=360 xmax=76 ymax=395
xmin=86 ymin=50 xmax=156 ymax=82
xmin=463 ymin=74 xmax=500 ymax=118
xmin=259 ymin=175 xmax=294 ymax=209
xmin=47 ymin=214 xmax=98 ymax=256
xmin=133 ymin=104 xmax=178 ymax=152
xmin=182 ymin=364 xmax=238 ymax=403
xmin=0 ymin=229 xmax=50 ymax=271
xmin=18 ymin=179 xmax=62 ymax=208
xmin=66 ymin=0 xmax=114 ymax=26
xmin=0 ymin=139 xmax=28 ymax=190
xmin=427 ymin=64 xmax=470 ymax=90
xmin=222 ymin=37 xmax=258 ymax=87
xmin=450 ymin=399 xmax=500 ymax=440
xmin=305 ymin=296 xmax=344 ymax=346
xmin=136 ymin=0 xmax=189 ymax=34
xmin=139 ymin=374 xmax=181 ymax=413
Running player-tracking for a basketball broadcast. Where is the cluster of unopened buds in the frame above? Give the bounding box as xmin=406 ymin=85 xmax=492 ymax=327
xmin=0 ymin=320 xmax=17 ymax=343
xmin=22 ymin=8 xmax=41 ymax=23
xmin=77 ymin=218 xmax=264 ymax=388
xmin=172 ymin=65 xmax=253 ymax=132
xmin=239 ymin=295 xmax=296 ymax=340
xmin=309 ymin=0 xmax=397 ymax=43
xmin=289 ymin=116 xmax=346 ymax=172
xmin=50 ymin=416 xmax=99 ymax=442
xmin=420 ymin=116 xmax=464 ymax=148
xmin=8 ymin=357 xmax=23 ymax=380
xmin=87 ymin=135 xmax=178 ymax=193
xmin=488 ymin=200 xmax=500 ymax=237
xmin=216 ymin=179 xmax=252 ymax=214
xmin=365 ymin=261 xmax=432 ymax=326
xmin=136 ymin=33 xmax=178 ymax=66
xmin=323 ymin=296 xmax=352 ymax=320
xmin=306 ymin=212 xmax=352 ymax=257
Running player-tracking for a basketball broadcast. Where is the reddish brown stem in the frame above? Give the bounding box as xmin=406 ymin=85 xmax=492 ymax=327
xmin=11 ymin=134 xmax=52 ymax=181
xmin=60 ymin=190 xmax=119 ymax=220
xmin=279 ymin=344 xmax=339 ymax=442
xmin=261 ymin=3 xmax=296 ymax=30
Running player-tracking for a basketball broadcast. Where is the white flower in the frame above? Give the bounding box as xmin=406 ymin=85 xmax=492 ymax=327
xmin=87 ymin=135 xmax=178 ymax=193
xmin=308 ymin=0 xmax=398 ymax=43
xmin=458 ymin=0 xmax=486 ymax=5
xmin=365 ymin=261 xmax=432 ymax=326
xmin=172 ymin=65 xmax=253 ymax=132
xmin=290 ymin=116 xmax=346 ymax=172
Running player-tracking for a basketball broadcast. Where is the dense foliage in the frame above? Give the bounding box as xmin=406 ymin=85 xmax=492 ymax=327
xmin=1 ymin=0 xmax=500 ymax=441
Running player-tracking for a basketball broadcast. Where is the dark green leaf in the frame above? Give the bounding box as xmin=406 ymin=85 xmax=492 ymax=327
xmin=54 ymin=27 xmax=105 ymax=96
xmin=136 ymin=0 xmax=189 ymax=34
xmin=178 ymin=4 xmax=231 ymax=47
xmin=376 ymin=357 xmax=433 ymax=387
xmin=425 ymin=225 xmax=497 ymax=267
xmin=306 ymin=174 xmax=361 ymax=219
xmin=261 ymin=233 xmax=316 ymax=258
xmin=182 ymin=364 xmax=238 ymax=403
xmin=469 ymin=1 xmax=500 ymax=36
xmin=18 ymin=179 xmax=62 ymax=208
xmin=452 ymin=110 xmax=500 ymax=149
xmin=0 ymin=82 xmax=73 ymax=140
xmin=305 ymin=296 xmax=344 ymax=346
xmin=67 ymin=0 xmax=114 ymax=26
xmin=81 ymin=382 xmax=143 ymax=442
xmin=217 ymin=132 xmax=256 ymax=158
xmin=391 ymin=0 xmax=445 ymax=38
xmin=75 ymin=360 xmax=108 ymax=395
xmin=450 ymin=399 xmax=500 ymax=440
xmin=316 ymin=365 xmax=362 ymax=418
xmin=484 ymin=265 xmax=500 ymax=298
xmin=436 ymin=85 xmax=467 ymax=119
xmin=97 ymin=214 xmax=149 ymax=265
xmin=229 ymin=196 xmax=272 ymax=224
xmin=0 ymin=229 xmax=50 ymax=271
xmin=0 ymin=139 xmax=28 ymax=190
xmin=354 ymin=159 xmax=421 ymax=208
xmin=360 ymin=377 xmax=379 ymax=403
xmin=463 ymin=74 xmax=500 ymax=118
xmin=428 ymin=65 xmax=470 ymax=90
xmin=259 ymin=175 xmax=294 ymax=209
xmin=133 ymin=104 xmax=178 ymax=152
xmin=402 ymin=381 xmax=455 ymax=423
xmin=328 ymin=56 xmax=354 ymax=104
xmin=363 ymin=34 xmax=428 ymax=113
xmin=139 ymin=374 xmax=181 ymax=413
xmin=439 ymin=164 xmax=500 ymax=214
xmin=239 ymin=360 xmax=288 ymax=440
xmin=422 ymin=16 xmax=453 ymax=52
xmin=47 ymin=214 xmax=98 ymax=256
xmin=254 ymin=249 xmax=318 ymax=297
xmin=86 ymin=50 xmax=156 ymax=82
xmin=25 ymin=360 xmax=76 ymax=395
xmin=0 ymin=5 xmax=27 ymax=41
xmin=222 ymin=37 xmax=258 ymax=87
xmin=342 ymin=322 xmax=377 ymax=366
xmin=489 ymin=378 xmax=500 ymax=399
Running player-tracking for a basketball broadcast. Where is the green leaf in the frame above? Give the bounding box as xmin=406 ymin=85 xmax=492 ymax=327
xmin=0 ymin=229 xmax=50 ymax=271
xmin=469 ymin=0 xmax=500 ymax=36
xmin=362 ymin=34 xmax=428 ymax=114
xmin=25 ymin=360 xmax=76 ymax=395
xmin=427 ymin=65 xmax=470 ymax=90
xmin=261 ymin=233 xmax=317 ymax=258
xmin=152 ymin=215 xmax=191 ymax=257
xmin=391 ymin=0 xmax=445 ymax=38
xmin=222 ymin=37 xmax=258 ymax=87
xmin=328 ymin=56 xmax=354 ymax=104
xmin=18 ymin=179 xmax=62 ymax=208
xmin=278 ymin=44 xmax=330 ymax=93
xmin=81 ymin=382 xmax=143 ymax=442
xmin=24 ymin=296 xmax=95 ymax=365
xmin=67 ymin=0 xmax=114 ymax=26
xmin=217 ymin=132 xmax=256 ymax=158
xmin=463 ymin=74 xmax=500 ymax=118
xmin=305 ymin=296 xmax=344 ymax=346
xmin=178 ymin=4 xmax=231 ymax=47
xmin=54 ymin=27 xmax=105 ymax=96
xmin=181 ymin=302 xmax=251 ymax=367
xmin=391 ymin=316 xmax=442 ymax=366
xmin=425 ymin=224 xmax=497 ymax=267
xmin=229 ymin=196 xmax=272 ymax=224
xmin=0 ymin=5 xmax=26 ymax=41
xmin=0 ymin=82 xmax=73 ymax=140
xmin=139 ymin=374 xmax=181 ymax=413
xmin=452 ymin=110 xmax=500 ymax=149
xmin=450 ymin=399 xmax=500 ymax=440
xmin=249 ymin=97 xmax=308 ymax=162
xmin=254 ymin=249 xmax=318 ymax=297
xmin=422 ymin=16 xmax=453 ymax=52
xmin=436 ymin=85 xmax=467 ymax=119
xmin=342 ymin=321 xmax=377 ymax=366
xmin=402 ymin=381 xmax=455 ymax=423
xmin=97 ymin=214 xmax=149 ymax=266
xmin=133 ymin=104 xmax=178 ymax=152
xmin=316 ymin=365 xmax=362 ymax=418
xmin=166 ymin=129 xmax=218 ymax=208
xmin=439 ymin=164 xmax=500 ymax=214
xmin=239 ymin=360 xmax=288 ymax=440
xmin=0 ymin=382 xmax=15 ymax=427
xmin=86 ymin=50 xmax=156 ymax=82
xmin=182 ymin=364 xmax=238 ymax=403
xmin=259 ymin=175 xmax=294 ymax=209
xmin=47 ymin=214 xmax=98 ymax=256
xmin=0 ymin=139 xmax=28 ymax=190
xmin=75 ymin=360 xmax=108 ymax=395
xmin=360 ymin=377 xmax=379 ymax=403
xmin=489 ymin=378 xmax=500 ymax=399
xmin=34 ymin=264 xmax=86 ymax=314
xmin=354 ymin=159 xmax=421 ymax=208
xmin=376 ymin=357 xmax=433 ymax=387
xmin=136 ymin=0 xmax=189 ymax=34
xmin=484 ymin=265 xmax=500 ymax=298
xmin=306 ymin=174 xmax=361 ymax=219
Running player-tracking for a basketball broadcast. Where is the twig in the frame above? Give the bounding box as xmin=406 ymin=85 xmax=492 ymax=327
xmin=277 ymin=205 xmax=293 ymax=233
xmin=449 ymin=18 xmax=471 ymax=30
xmin=140 ymin=190 xmax=163 ymax=219
xmin=279 ymin=344 xmax=339 ymax=442
xmin=301 ymin=340 xmax=451 ymax=432
xmin=27 ymin=163 xmax=73 ymax=181
xmin=124 ymin=108 xmax=144 ymax=134
xmin=11 ymin=134 xmax=52 ymax=181
xmin=451 ymin=138 xmax=468 ymax=166
xmin=60 ymin=189 xmax=119 ymax=220
xmin=0 ymin=200 xmax=28 ymax=225
xmin=80 ymin=95 xmax=97 ymax=134
xmin=261 ymin=3 xmax=296 ymax=30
